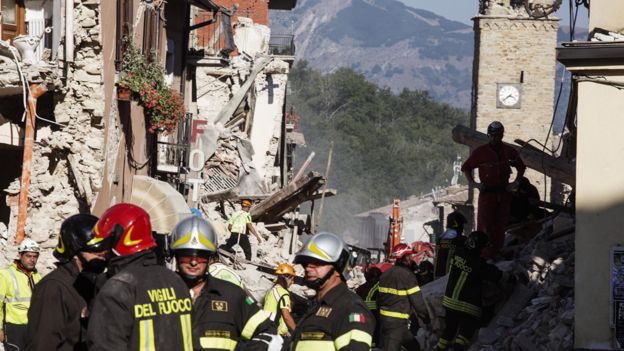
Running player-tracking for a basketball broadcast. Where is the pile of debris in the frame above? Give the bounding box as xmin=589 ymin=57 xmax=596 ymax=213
xmin=419 ymin=214 xmax=576 ymax=351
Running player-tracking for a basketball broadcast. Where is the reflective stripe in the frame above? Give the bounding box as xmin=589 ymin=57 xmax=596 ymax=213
xmin=378 ymin=285 xmax=420 ymax=296
xmin=379 ymin=309 xmax=409 ymax=319
xmin=455 ymin=334 xmax=470 ymax=345
xmin=436 ymin=337 xmax=449 ymax=349
xmin=334 ymin=329 xmax=373 ymax=350
xmin=139 ymin=319 xmax=156 ymax=351
xmin=295 ymin=340 xmax=335 ymax=351
xmin=7 ymin=268 xmax=20 ymax=298
xmin=200 ymin=337 xmax=238 ymax=350
xmin=442 ymin=296 xmax=481 ymax=317
xmin=241 ymin=309 xmax=271 ymax=340
xmin=179 ymin=314 xmax=193 ymax=351
xmin=451 ymin=271 xmax=468 ymax=300
xmin=364 ymin=283 xmax=378 ymax=310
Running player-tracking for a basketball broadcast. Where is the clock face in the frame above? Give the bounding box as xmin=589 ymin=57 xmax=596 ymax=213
xmin=497 ymin=84 xmax=521 ymax=108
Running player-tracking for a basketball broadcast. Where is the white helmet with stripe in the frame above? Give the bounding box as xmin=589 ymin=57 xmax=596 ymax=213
xmin=294 ymin=232 xmax=351 ymax=277
xmin=169 ymin=216 xmax=218 ymax=256
xmin=18 ymin=238 xmax=41 ymax=253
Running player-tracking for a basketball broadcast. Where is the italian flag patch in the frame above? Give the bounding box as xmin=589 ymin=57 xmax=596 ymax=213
xmin=348 ymin=313 xmax=365 ymax=323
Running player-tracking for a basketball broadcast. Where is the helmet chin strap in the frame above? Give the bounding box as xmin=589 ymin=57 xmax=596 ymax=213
xmin=305 ymin=267 xmax=335 ymax=290
xmin=179 ymin=267 xmax=208 ymax=287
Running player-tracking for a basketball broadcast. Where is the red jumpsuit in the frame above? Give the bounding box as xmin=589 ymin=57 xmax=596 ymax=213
xmin=461 ymin=143 xmax=526 ymax=256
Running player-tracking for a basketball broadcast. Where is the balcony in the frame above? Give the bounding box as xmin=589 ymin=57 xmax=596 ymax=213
xmin=268 ymin=34 xmax=295 ymax=65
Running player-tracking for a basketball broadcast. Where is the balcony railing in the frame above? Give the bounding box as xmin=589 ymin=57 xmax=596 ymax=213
xmin=268 ymin=34 xmax=295 ymax=56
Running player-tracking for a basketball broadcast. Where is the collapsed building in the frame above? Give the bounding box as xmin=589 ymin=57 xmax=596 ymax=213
xmin=0 ymin=0 xmax=327 ymax=285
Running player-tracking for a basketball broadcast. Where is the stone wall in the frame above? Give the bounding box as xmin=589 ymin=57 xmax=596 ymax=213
xmin=472 ymin=16 xmax=559 ymax=200
xmin=1 ymin=0 xmax=106 ymax=274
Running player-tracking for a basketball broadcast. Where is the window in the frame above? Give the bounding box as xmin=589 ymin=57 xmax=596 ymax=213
xmin=1 ymin=0 xmax=26 ymax=41
xmin=115 ymin=0 xmax=133 ymax=70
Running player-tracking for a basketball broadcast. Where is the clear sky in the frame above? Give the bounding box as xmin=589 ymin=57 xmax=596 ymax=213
xmin=398 ymin=0 xmax=589 ymax=27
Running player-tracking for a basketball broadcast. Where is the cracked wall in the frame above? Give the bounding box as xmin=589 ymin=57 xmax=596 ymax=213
xmin=1 ymin=0 xmax=106 ymax=273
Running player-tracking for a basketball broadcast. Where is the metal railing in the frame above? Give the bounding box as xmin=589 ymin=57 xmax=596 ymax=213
xmin=268 ymin=34 xmax=295 ymax=56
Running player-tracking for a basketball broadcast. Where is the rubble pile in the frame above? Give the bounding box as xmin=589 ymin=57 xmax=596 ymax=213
xmin=473 ymin=214 xmax=576 ymax=351
xmin=0 ymin=0 xmax=105 ymax=273
xmin=204 ymin=133 xmax=245 ymax=180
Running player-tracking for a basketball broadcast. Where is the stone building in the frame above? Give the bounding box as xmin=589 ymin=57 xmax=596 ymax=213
xmin=471 ymin=3 xmax=559 ymax=201
xmin=0 ymin=0 xmax=300 ymax=273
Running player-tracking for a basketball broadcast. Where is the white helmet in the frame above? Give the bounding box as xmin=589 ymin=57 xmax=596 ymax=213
xmin=18 ymin=238 xmax=41 ymax=253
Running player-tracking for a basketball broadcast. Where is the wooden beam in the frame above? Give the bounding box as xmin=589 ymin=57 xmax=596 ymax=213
xmin=452 ymin=125 xmax=575 ymax=186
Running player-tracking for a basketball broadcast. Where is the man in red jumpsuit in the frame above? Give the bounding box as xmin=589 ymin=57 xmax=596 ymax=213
xmin=461 ymin=121 xmax=526 ymax=258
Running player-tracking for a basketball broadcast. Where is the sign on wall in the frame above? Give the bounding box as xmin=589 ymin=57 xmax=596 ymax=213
xmin=611 ymin=246 xmax=624 ymax=348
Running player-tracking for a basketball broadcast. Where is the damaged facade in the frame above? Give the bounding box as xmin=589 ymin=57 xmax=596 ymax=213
xmin=0 ymin=0 xmax=309 ymax=277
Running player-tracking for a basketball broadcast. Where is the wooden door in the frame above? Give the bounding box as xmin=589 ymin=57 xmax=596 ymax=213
xmin=1 ymin=0 xmax=26 ymax=42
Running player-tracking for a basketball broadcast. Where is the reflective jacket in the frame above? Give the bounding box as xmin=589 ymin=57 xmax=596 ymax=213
xmin=263 ymin=284 xmax=291 ymax=335
xmin=228 ymin=211 xmax=251 ymax=234
xmin=377 ymin=265 xmax=427 ymax=320
xmin=291 ymin=282 xmax=374 ymax=351
xmin=193 ymin=276 xmax=276 ymax=351
xmin=443 ymin=247 xmax=508 ymax=317
xmin=87 ymin=251 xmax=193 ymax=351
xmin=433 ymin=229 xmax=465 ymax=279
xmin=26 ymin=262 xmax=87 ymax=351
xmin=209 ymin=263 xmax=245 ymax=289
xmin=0 ymin=262 xmax=41 ymax=325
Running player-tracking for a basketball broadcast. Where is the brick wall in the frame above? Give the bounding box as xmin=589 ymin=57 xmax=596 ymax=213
xmin=472 ymin=16 xmax=560 ymax=200
xmin=194 ymin=0 xmax=269 ymax=51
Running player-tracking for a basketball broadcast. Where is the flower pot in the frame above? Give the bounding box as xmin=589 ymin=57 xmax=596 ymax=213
xmin=117 ymin=86 xmax=131 ymax=101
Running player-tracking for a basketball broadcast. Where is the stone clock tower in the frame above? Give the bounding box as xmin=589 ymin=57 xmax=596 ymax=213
xmin=471 ymin=2 xmax=560 ymax=200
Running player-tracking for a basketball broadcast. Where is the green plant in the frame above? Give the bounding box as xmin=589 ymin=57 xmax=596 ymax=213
xmin=118 ymin=36 xmax=185 ymax=133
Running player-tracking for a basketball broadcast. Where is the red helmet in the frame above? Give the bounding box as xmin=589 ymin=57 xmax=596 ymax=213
xmin=91 ymin=203 xmax=155 ymax=256
xmin=392 ymin=243 xmax=413 ymax=259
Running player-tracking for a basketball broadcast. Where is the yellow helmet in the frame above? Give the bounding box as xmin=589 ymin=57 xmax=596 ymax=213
xmin=275 ymin=263 xmax=296 ymax=276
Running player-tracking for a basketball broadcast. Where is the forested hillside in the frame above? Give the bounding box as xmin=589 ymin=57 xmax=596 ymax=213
xmin=288 ymin=62 xmax=469 ymax=233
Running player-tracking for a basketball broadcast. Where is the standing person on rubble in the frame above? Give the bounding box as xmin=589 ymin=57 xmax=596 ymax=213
xmin=0 ymin=239 xmax=42 ymax=351
xmin=222 ymin=199 xmax=263 ymax=261
xmin=263 ymin=263 xmax=297 ymax=343
xmin=169 ymin=216 xmax=280 ymax=351
xmin=461 ymin=121 xmax=526 ymax=258
xmin=291 ymin=232 xmax=375 ymax=351
xmin=86 ymin=203 xmax=194 ymax=350
xmin=377 ymin=244 xmax=429 ymax=351
xmin=434 ymin=231 xmax=513 ymax=351
xmin=433 ymin=211 xmax=468 ymax=279
xmin=26 ymin=214 xmax=107 ymax=351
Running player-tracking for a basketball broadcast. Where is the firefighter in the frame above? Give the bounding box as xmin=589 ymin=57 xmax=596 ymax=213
xmin=434 ymin=231 xmax=512 ymax=351
xmin=291 ymin=232 xmax=375 ymax=351
xmin=169 ymin=216 xmax=279 ymax=351
xmin=461 ymin=121 xmax=526 ymax=258
xmin=355 ymin=266 xmax=381 ymax=346
xmin=416 ymin=260 xmax=434 ymax=286
xmin=0 ymin=238 xmax=42 ymax=351
xmin=221 ymin=199 xmax=263 ymax=261
xmin=26 ymin=214 xmax=107 ymax=351
xmin=86 ymin=203 xmax=194 ymax=351
xmin=263 ymin=263 xmax=297 ymax=340
xmin=433 ymin=211 xmax=468 ymax=279
xmin=377 ymin=243 xmax=429 ymax=351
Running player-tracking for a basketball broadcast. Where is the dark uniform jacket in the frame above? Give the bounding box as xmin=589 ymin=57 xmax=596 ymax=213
xmin=87 ymin=251 xmax=193 ymax=351
xmin=291 ymin=282 xmax=374 ymax=351
xmin=193 ymin=276 xmax=276 ymax=351
xmin=378 ymin=265 xmax=428 ymax=320
xmin=25 ymin=262 xmax=87 ymax=351
xmin=434 ymin=229 xmax=466 ymax=279
xmin=442 ymin=247 xmax=508 ymax=317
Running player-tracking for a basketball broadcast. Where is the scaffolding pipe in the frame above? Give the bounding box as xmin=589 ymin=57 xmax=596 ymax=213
xmin=65 ymin=0 xmax=74 ymax=62
xmin=15 ymin=84 xmax=48 ymax=245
